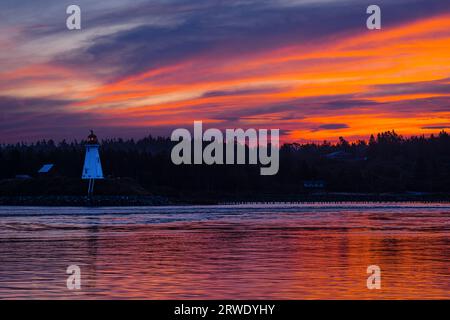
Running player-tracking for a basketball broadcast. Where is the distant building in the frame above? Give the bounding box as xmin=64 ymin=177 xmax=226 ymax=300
xmin=303 ymin=180 xmax=326 ymax=189
xmin=325 ymin=151 xmax=353 ymax=161
xmin=37 ymin=163 xmax=58 ymax=178
xmin=15 ymin=174 xmax=32 ymax=180
xmin=325 ymin=151 xmax=367 ymax=162
xmin=38 ymin=164 xmax=54 ymax=174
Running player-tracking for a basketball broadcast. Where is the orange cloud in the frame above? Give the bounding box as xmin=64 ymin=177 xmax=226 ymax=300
xmin=2 ymin=14 xmax=450 ymax=142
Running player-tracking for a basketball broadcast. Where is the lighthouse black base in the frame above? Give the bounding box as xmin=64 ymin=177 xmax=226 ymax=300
xmin=87 ymin=179 xmax=96 ymax=197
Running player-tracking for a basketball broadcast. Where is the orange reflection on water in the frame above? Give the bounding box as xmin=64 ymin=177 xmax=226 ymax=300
xmin=0 ymin=204 xmax=448 ymax=299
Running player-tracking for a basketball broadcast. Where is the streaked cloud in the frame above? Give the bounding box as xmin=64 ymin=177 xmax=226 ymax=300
xmin=316 ymin=123 xmax=349 ymax=131
xmin=0 ymin=0 xmax=449 ymax=143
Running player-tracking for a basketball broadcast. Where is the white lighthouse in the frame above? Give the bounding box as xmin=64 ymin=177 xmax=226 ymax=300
xmin=82 ymin=130 xmax=103 ymax=196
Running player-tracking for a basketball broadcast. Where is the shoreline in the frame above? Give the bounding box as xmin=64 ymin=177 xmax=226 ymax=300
xmin=1 ymin=193 xmax=450 ymax=207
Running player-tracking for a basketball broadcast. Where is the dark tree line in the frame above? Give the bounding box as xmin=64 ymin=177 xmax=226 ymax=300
xmin=1 ymin=130 xmax=450 ymax=197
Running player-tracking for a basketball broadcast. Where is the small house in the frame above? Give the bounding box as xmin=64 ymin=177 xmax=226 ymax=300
xmin=15 ymin=174 xmax=32 ymax=180
xmin=38 ymin=164 xmax=56 ymax=177
xmin=303 ymin=180 xmax=326 ymax=189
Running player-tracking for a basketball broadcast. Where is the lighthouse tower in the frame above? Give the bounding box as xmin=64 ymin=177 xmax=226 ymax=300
xmin=82 ymin=130 xmax=103 ymax=196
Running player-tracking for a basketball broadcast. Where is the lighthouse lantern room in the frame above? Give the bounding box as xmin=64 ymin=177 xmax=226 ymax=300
xmin=82 ymin=130 xmax=104 ymax=196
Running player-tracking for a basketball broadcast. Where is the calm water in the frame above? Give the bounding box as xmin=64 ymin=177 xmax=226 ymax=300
xmin=0 ymin=203 xmax=448 ymax=299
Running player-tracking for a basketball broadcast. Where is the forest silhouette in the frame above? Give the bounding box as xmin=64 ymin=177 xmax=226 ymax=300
xmin=1 ymin=130 xmax=450 ymax=202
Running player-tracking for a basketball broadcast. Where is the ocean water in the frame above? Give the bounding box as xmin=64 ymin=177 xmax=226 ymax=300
xmin=0 ymin=203 xmax=448 ymax=299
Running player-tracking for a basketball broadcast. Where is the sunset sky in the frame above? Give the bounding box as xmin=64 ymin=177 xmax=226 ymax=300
xmin=1 ymin=0 xmax=449 ymax=143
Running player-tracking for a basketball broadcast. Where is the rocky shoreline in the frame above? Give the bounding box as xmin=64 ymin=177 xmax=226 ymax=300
xmin=0 ymin=195 xmax=172 ymax=206
xmin=0 ymin=192 xmax=449 ymax=206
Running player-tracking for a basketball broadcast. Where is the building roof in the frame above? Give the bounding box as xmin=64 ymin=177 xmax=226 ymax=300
xmin=38 ymin=164 xmax=54 ymax=173
xmin=303 ymin=180 xmax=326 ymax=188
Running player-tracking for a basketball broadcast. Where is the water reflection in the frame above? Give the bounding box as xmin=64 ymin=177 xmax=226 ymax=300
xmin=0 ymin=203 xmax=448 ymax=299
